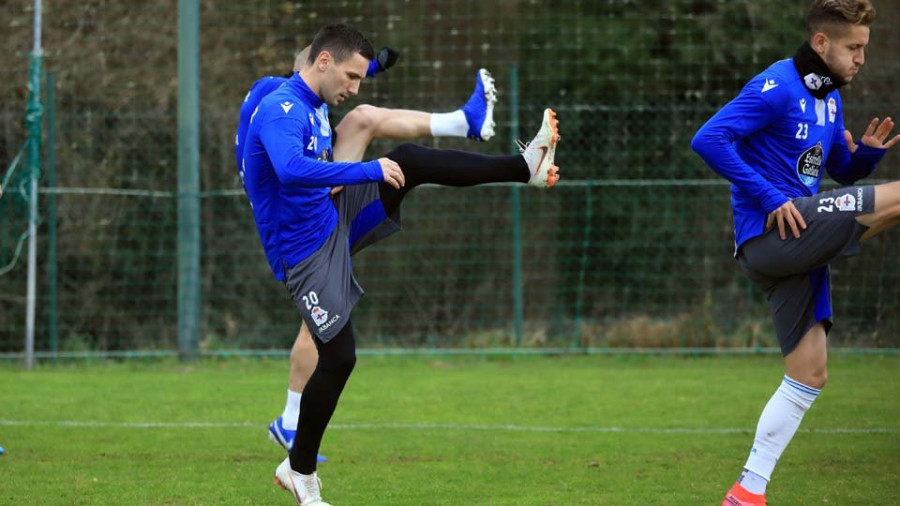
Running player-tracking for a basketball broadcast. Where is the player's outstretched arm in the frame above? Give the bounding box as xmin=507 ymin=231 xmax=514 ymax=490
xmin=261 ymin=121 xmax=383 ymax=188
xmin=827 ymin=117 xmax=899 ymax=185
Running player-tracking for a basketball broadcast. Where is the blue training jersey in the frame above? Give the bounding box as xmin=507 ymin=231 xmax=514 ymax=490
xmin=239 ymin=73 xmax=383 ymax=281
xmin=235 ymin=76 xmax=287 ymax=172
xmin=692 ymin=58 xmax=884 ymax=253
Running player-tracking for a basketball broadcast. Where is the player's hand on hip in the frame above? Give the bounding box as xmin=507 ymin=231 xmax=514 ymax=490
xmin=766 ymin=200 xmax=807 ymax=240
xmin=330 ymin=186 xmax=344 ymax=197
xmin=378 ymin=157 xmax=405 ymax=189
xmin=844 ymin=117 xmax=900 ymax=153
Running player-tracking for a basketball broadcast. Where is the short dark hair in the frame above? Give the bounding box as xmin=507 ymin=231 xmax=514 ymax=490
xmin=306 ymin=24 xmax=375 ymax=66
xmin=806 ymin=0 xmax=875 ymax=40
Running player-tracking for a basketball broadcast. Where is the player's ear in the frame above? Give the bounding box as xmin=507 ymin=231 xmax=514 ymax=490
xmin=811 ymin=32 xmax=829 ymax=54
xmin=316 ymin=50 xmax=332 ymax=71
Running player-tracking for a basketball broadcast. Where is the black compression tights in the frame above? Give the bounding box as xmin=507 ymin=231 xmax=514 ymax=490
xmin=290 ymin=319 xmax=357 ymax=474
xmin=377 ymin=143 xmax=529 ymax=216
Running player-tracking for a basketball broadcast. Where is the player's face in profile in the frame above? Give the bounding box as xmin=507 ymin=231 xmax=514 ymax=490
xmin=322 ymin=52 xmax=369 ymax=107
xmin=822 ymin=24 xmax=869 ymax=83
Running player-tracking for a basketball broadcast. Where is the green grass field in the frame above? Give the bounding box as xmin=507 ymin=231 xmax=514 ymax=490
xmin=1 ymin=354 xmax=898 ymax=505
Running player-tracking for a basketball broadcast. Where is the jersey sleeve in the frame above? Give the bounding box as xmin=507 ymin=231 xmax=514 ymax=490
xmin=691 ymin=76 xmax=791 ymax=213
xmin=825 ymin=97 xmax=885 ymax=185
xmin=236 ymin=77 xmax=285 ymax=173
xmin=259 ymin=116 xmax=383 ymax=187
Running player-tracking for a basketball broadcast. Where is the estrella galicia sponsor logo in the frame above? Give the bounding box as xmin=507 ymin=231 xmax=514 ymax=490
xmin=796 ymin=141 xmax=823 ymax=187
xmin=835 ymin=193 xmax=856 ymax=211
xmin=318 ymin=314 xmax=341 ymax=332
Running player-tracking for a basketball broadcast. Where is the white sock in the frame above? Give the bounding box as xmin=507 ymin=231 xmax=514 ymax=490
xmin=430 ymin=110 xmax=467 ymax=137
xmin=281 ymin=389 xmax=302 ymax=430
xmin=738 ymin=469 xmax=768 ymax=495
xmin=742 ymin=375 xmax=821 ymax=491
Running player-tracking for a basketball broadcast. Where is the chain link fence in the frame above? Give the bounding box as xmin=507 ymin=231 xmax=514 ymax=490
xmin=1 ymin=0 xmax=898 ymax=356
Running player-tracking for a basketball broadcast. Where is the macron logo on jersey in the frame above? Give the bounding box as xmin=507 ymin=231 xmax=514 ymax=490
xmin=761 ymin=79 xmax=778 ymax=93
xmin=280 ymin=101 xmax=294 ymax=114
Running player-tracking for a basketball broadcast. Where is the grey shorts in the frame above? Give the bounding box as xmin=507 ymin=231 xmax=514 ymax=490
xmin=283 ymin=184 xmax=401 ymax=343
xmin=737 ymin=185 xmax=875 ymax=355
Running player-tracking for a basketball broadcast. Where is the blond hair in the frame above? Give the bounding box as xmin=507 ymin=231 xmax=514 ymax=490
xmin=806 ymin=0 xmax=876 ymax=39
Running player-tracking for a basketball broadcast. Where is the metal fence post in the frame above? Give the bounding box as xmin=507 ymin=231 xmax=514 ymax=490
xmin=45 ymin=71 xmax=57 ymax=359
xmin=24 ymin=0 xmax=43 ymax=371
xmin=177 ymin=0 xmax=201 ymax=361
xmin=509 ymin=64 xmax=523 ymax=347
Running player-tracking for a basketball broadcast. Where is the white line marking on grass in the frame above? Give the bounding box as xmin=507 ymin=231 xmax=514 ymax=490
xmin=0 ymin=420 xmax=897 ymax=435
xmin=0 ymin=420 xmax=257 ymax=428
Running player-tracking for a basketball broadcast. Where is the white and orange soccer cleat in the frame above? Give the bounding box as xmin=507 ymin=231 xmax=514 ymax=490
xmin=722 ymin=482 xmax=767 ymax=506
xmin=518 ymin=108 xmax=560 ymax=188
xmin=274 ymin=457 xmax=331 ymax=506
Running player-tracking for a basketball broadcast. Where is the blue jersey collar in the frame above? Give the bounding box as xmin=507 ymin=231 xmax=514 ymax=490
xmin=288 ymin=72 xmax=324 ymax=108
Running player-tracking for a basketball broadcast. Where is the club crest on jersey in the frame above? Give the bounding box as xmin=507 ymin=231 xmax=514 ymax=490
xmin=310 ymin=306 xmax=329 ymax=326
xmin=796 ymin=141 xmax=823 ymax=187
xmin=827 ymin=98 xmax=837 ymax=123
xmin=835 ymin=193 xmax=856 ymax=212
xmin=804 ymin=73 xmax=832 ymax=91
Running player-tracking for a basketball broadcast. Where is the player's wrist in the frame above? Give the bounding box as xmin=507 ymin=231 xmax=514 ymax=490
xmin=363 ymin=159 xmax=384 ymax=182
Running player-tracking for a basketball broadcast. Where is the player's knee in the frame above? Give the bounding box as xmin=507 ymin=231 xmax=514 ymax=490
xmin=318 ymin=325 xmax=357 ymax=376
xmin=804 ymin=367 xmax=828 ymax=390
xmin=342 ymin=104 xmax=379 ymax=134
xmin=336 ymin=350 xmax=357 ymax=376
xmin=322 ymin=345 xmax=356 ymax=378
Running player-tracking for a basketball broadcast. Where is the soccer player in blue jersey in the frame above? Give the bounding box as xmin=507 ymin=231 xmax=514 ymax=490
xmin=236 ymin=47 xmax=500 ymax=464
xmin=692 ymin=1 xmax=900 ymax=504
xmin=239 ymin=24 xmax=560 ymax=505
